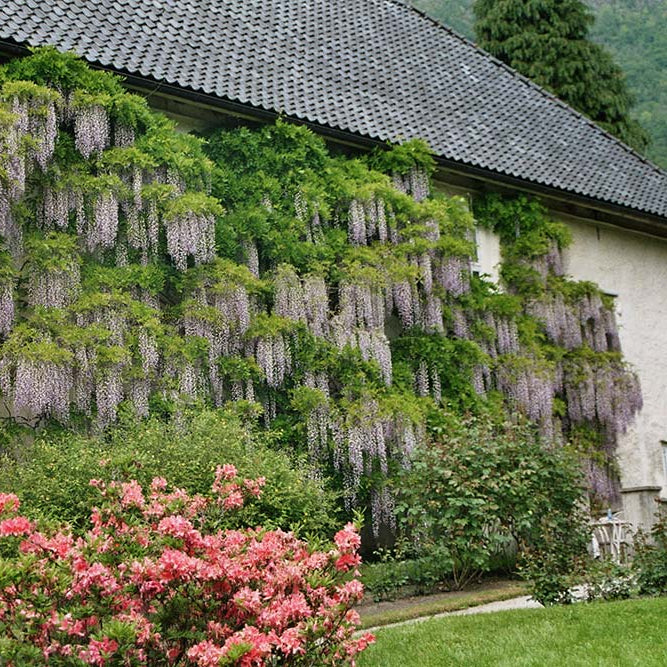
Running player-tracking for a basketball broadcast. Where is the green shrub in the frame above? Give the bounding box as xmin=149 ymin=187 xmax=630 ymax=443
xmin=634 ymin=511 xmax=667 ymax=596
xmin=361 ymin=551 xmax=410 ymax=602
xmin=361 ymin=546 xmax=454 ymax=601
xmin=0 ymin=408 xmax=339 ymax=538
xmin=395 ymin=413 xmax=589 ymax=594
xmin=584 ymin=558 xmax=636 ymax=602
xmin=402 ymin=548 xmax=454 ymax=596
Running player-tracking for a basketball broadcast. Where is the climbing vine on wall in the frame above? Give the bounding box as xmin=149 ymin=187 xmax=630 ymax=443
xmin=0 ymin=48 xmax=641 ymax=534
xmin=474 ymin=194 xmax=642 ymax=502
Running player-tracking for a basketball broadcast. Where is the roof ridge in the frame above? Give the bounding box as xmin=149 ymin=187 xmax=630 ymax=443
xmin=385 ymin=0 xmax=667 ymax=180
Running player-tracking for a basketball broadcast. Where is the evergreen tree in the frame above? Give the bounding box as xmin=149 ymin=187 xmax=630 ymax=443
xmin=473 ymin=0 xmax=649 ymax=152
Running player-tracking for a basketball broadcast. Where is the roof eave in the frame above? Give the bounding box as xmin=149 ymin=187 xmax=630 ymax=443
xmin=121 ymin=70 xmax=667 ymax=240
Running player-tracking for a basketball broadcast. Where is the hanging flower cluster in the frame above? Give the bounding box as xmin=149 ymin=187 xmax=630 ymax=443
xmin=12 ymin=356 xmax=73 ymax=421
xmin=181 ymin=263 xmax=257 ymax=405
xmin=480 ymin=312 xmax=521 ymax=356
xmin=243 ymin=239 xmax=260 ymax=277
xmin=332 ymin=401 xmax=390 ymax=510
xmin=303 ymin=274 xmax=329 ymax=337
xmin=41 ymin=186 xmax=72 ymax=229
xmin=472 ymin=194 xmax=644 ymax=496
xmin=73 ymin=102 xmax=109 ymax=158
xmin=563 ymin=356 xmax=642 ymax=441
xmin=329 ymin=401 xmax=423 ymax=535
xmin=530 ymin=239 xmax=564 ymax=281
xmin=0 ymin=50 xmax=646 ymax=533
xmin=6 ymin=90 xmax=59 ymax=180
xmin=528 ymin=291 xmax=620 ymax=352
xmin=95 ymin=363 xmax=125 ymax=428
xmin=0 ymin=281 xmax=14 ymax=336
xmin=339 ymin=281 xmax=386 ymax=330
xmin=165 ymin=209 xmax=216 ymax=270
xmin=27 ymin=261 xmax=80 ymax=308
xmin=414 ymin=359 xmax=442 ymax=402
xmin=347 ymin=196 xmax=389 ymax=245
xmin=254 ymin=333 xmax=292 ymax=390
xmin=274 ymin=264 xmax=306 ymax=322
xmin=433 ymin=255 xmax=471 ymax=296
xmin=392 ymin=166 xmax=430 ymax=202
xmin=303 ymin=371 xmax=331 ymax=461
xmin=497 ymin=357 xmax=556 ymax=439
xmin=585 ymin=459 xmax=618 ymax=503
xmin=125 ymin=196 xmax=160 ymax=260
xmin=0 ymin=87 xmax=60 ymax=255
xmin=72 ymin=346 xmax=96 ymax=415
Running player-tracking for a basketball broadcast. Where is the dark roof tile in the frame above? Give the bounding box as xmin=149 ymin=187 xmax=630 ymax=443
xmin=2 ymin=0 xmax=666 ymax=218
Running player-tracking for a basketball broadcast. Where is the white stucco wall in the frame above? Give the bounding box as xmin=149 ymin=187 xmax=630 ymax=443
xmin=559 ymin=215 xmax=667 ymax=501
xmin=473 ymin=227 xmax=502 ymax=285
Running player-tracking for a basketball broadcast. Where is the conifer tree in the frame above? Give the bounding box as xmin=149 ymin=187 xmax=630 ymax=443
xmin=473 ymin=0 xmax=649 ymax=153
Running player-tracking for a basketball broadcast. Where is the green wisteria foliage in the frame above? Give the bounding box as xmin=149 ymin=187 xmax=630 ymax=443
xmin=0 ymin=49 xmax=641 ymax=534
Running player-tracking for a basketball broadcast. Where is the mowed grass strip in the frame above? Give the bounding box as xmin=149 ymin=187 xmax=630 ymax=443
xmin=358 ymin=597 xmax=667 ymax=667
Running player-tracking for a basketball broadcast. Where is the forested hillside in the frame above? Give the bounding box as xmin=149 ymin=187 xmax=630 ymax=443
xmin=412 ymin=0 xmax=667 ymax=169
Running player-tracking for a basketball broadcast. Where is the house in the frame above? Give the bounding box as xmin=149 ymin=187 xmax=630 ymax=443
xmin=1 ymin=0 xmax=666 ymax=531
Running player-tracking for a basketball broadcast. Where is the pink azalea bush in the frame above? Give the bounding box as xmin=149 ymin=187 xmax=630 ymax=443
xmin=0 ymin=469 xmax=374 ymax=665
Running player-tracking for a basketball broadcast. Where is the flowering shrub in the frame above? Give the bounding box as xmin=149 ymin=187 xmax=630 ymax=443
xmin=0 ymin=469 xmax=373 ymax=665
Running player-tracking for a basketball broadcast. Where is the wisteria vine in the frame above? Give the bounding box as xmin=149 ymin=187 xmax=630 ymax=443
xmin=0 ymin=50 xmax=644 ymax=535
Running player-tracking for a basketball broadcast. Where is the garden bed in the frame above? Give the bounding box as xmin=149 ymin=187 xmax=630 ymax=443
xmin=357 ymin=578 xmax=528 ymax=629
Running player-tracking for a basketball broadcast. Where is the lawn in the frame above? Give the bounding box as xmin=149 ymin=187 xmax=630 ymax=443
xmin=358 ymin=597 xmax=667 ymax=667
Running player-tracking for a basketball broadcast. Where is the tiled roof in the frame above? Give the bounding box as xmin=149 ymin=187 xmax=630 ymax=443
xmin=2 ymin=0 xmax=667 ymax=219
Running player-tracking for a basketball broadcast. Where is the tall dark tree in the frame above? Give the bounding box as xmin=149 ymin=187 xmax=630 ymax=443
xmin=473 ymin=0 xmax=649 ymax=152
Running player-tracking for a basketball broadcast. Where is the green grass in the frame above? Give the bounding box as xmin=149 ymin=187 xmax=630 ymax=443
xmin=358 ymin=581 xmax=528 ymax=629
xmin=358 ymin=597 xmax=667 ymax=667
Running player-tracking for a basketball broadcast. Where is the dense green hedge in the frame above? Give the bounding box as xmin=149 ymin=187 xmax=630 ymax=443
xmin=0 ymin=408 xmax=339 ymax=538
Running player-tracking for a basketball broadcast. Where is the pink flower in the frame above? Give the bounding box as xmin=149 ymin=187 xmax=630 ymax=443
xmin=218 ymin=463 xmax=237 ymax=481
xmin=0 ymin=466 xmax=371 ymax=665
xmin=20 ymin=530 xmax=73 ymax=558
xmin=222 ymin=489 xmax=244 ymax=511
xmin=335 ymin=579 xmax=364 ymax=603
xmin=334 ymin=523 xmax=361 ymax=553
xmin=222 ymin=626 xmax=275 ymax=663
xmin=158 ymin=549 xmax=202 ymax=582
xmin=350 ymin=632 xmax=376 ymax=655
xmin=120 ymin=480 xmax=145 ymax=509
xmin=0 ymin=492 xmax=19 ymax=514
xmin=234 ymin=587 xmax=263 ymax=615
xmin=78 ymin=637 xmax=119 ymax=666
xmin=187 ymin=640 xmax=226 ymax=667
xmin=157 ymin=515 xmax=194 ymax=539
xmin=150 ymin=477 xmax=168 ymax=492
xmin=258 ymin=592 xmax=312 ymax=631
xmin=335 ymin=552 xmax=361 ymax=572
xmin=243 ymin=477 xmax=266 ymax=497
xmin=278 ymin=627 xmax=305 ymax=655
xmin=305 ymin=552 xmax=329 ymax=570
xmin=0 ymin=516 xmax=32 ymax=536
